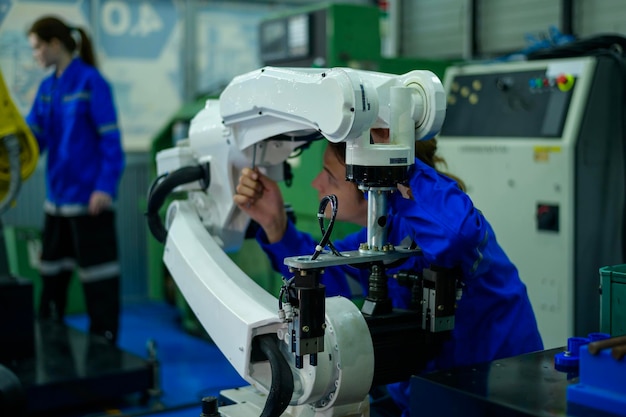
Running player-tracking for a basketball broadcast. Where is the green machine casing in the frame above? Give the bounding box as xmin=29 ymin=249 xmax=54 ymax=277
xmin=600 ymin=265 xmax=626 ymax=337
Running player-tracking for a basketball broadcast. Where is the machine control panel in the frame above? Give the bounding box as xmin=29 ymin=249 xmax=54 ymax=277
xmin=442 ymin=69 xmax=577 ymax=138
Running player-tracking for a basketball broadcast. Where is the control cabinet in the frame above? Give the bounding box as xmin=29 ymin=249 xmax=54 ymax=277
xmin=437 ymin=56 xmax=625 ymax=348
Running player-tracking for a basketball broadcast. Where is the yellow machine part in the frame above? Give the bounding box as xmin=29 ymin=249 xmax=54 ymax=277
xmin=0 ymin=69 xmax=39 ymax=202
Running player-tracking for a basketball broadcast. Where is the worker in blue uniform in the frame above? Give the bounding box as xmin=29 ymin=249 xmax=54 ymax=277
xmin=234 ymin=127 xmax=543 ymax=415
xmin=26 ymin=16 xmax=125 ymax=344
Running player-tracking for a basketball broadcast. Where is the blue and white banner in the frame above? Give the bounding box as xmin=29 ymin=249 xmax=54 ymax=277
xmin=0 ymin=0 xmax=276 ymax=151
xmin=96 ymin=0 xmax=176 ymax=59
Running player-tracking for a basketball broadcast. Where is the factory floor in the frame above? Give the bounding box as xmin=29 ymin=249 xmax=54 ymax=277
xmin=29 ymin=300 xmax=403 ymax=417
xmin=61 ymin=300 xmax=247 ymax=417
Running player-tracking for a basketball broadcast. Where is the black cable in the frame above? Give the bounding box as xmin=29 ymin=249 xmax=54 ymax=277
xmin=256 ymin=334 xmax=294 ymax=417
xmin=278 ymin=276 xmax=294 ymax=310
xmin=320 ymin=199 xmax=342 ymax=257
xmin=311 ymin=194 xmax=341 ymax=260
xmin=145 ymin=164 xmax=210 ymax=243
xmin=147 ymin=172 xmax=168 ymax=201
xmin=527 ymin=34 xmax=626 ymax=61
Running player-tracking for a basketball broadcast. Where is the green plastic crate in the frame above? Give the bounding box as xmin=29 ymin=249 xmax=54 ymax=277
xmin=599 ymin=264 xmax=626 ymax=337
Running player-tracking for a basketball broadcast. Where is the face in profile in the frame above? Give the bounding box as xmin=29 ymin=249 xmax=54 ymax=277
xmin=311 ymin=144 xmax=368 ymax=227
xmin=28 ymin=34 xmax=58 ymax=69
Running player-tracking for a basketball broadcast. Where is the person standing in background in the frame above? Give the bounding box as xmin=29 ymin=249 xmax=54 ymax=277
xmin=26 ymin=16 xmax=125 ymax=344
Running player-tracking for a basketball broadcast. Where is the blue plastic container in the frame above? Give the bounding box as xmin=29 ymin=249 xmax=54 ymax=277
xmin=567 ymin=344 xmax=626 ymax=416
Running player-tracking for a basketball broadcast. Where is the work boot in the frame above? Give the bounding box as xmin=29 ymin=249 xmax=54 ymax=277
xmin=38 ymin=272 xmax=72 ymax=322
xmin=82 ymin=276 xmax=120 ymax=344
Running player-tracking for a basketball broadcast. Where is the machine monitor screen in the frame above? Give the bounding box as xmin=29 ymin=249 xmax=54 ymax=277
xmin=441 ymin=69 xmax=575 ymax=138
xmin=287 ymin=14 xmax=310 ymax=58
xmin=260 ymin=19 xmax=288 ymax=62
xmin=260 ymin=14 xmax=311 ymax=64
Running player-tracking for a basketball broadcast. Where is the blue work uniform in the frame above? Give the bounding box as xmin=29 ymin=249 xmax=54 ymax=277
xmin=27 ymin=57 xmax=124 ymax=207
xmin=27 ymin=57 xmax=125 ymax=343
xmin=257 ymin=157 xmax=544 ymax=416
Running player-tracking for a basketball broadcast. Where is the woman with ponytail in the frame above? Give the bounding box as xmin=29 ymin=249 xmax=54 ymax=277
xmin=26 ymin=16 xmax=125 ymax=344
xmin=234 ymin=129 xmax=543 ymax=416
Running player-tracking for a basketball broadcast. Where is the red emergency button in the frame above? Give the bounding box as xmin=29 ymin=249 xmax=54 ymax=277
xmin=537 ymin=203 xmax=559 ymax=232
xmin=556 ymin=74 xmax=575 ymax=92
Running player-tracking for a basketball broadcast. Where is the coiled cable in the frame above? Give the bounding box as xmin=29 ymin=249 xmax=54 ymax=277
xmin=256 ymin=334 xmax=294 ymax=417
xmin=311 ymin=194 xmax=341 ymax=260
xmin=146 ymin=164 xmax=210 ymax=243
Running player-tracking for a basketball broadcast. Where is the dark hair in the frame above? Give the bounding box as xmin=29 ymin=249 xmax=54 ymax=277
xmin=414 ymin=138 xmax=467 ymax=191
xmin=327 ymin=138 xmax=467 ymax=192
xmin=28 ymin=16 xmax=97 ymax=67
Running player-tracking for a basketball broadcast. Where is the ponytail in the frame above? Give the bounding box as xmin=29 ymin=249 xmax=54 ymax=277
xmin=28 ymin=16 xmax=97 ymax=68
xmin=73 ymin=26 xmax=97 ymax=67
xmin=415 ymin=139 xmax=467 ymax=191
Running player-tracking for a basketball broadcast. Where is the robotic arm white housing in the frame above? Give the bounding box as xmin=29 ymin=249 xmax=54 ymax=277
xmin=151 ymin=66 xmax=446 ymax=416
xmin=156 ymin=66 xmax=445 ymax=251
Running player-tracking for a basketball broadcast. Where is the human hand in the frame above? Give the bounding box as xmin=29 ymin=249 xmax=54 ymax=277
xmin=233 ymin=167 xmax=287 ymax=243
xmin=397 ymin=183 xmax=414 ymax=200
xmin=89 ymin=191 xmax=112 ymax=215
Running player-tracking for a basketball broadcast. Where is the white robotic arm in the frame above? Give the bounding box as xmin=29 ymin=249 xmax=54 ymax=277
xmin=155 ymin=67 xmax=444 ymax=250
xmin=149 ymin=66 xmax=446 ymax=417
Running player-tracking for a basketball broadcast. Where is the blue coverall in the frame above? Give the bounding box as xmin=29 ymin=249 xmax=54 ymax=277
xmin=27 ymin=57 xmax=125 ymax=343
xmin=257 ymin=156 xmax=544 ymax=416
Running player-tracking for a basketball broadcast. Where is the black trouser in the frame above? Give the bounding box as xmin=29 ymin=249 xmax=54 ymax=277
xmin=39 ymin=211 xmax=120 ymax=343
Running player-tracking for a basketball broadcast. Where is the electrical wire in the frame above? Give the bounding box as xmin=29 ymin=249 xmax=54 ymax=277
xmin=145 ymin=164 xmax=210 ymax=244
xmin=278 ymin=276 xmax=294 ymax=311
xmin=311 ymin=194 xmax=341 ymax=260
xmin=146 ymin=172 xmax=168 ymax=202
xmin=256 ymin=334 xmax=294 ymax=417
